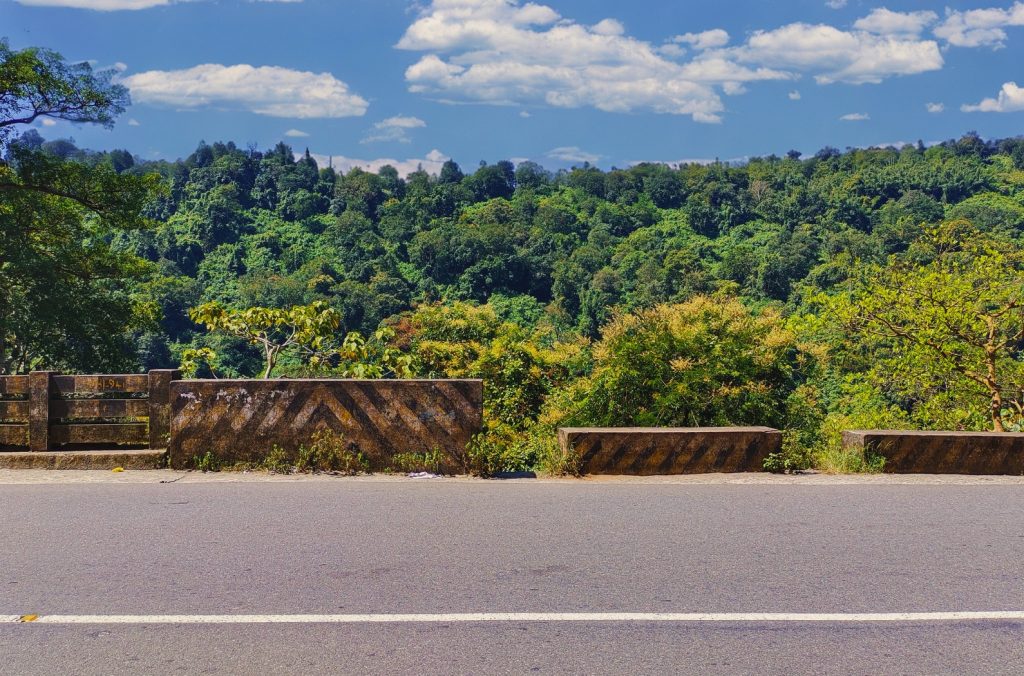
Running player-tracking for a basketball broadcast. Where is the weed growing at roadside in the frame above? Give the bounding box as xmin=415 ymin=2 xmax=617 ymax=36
xmin=191 ymin=451 xmax=221 ymax=472
xmin=764 ymin=431 xmax=814 ymax=474
xmin=390 ymin=448 xmax=444 ymax=474
xmin=816 ymin=440 xmax=886 ymax=474
xmin=263 ymin=445 xmax=292 ymax=474
xmin=297 ymin=430 xmax=368 ymax=474
xmin=258 ymin=431 xmax=368 ymax=475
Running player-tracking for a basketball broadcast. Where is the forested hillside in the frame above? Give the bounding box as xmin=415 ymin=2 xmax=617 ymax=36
xmin=39 ymin=133 xmax=1022 ymax=364
xmin=7 ymin=123 xmax=1024 ymax=471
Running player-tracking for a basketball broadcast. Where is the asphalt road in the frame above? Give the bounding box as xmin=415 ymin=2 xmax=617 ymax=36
xmin=2 ymin=477 xmax=1024 ymax=674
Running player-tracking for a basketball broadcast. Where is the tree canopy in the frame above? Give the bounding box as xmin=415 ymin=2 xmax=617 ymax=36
xmin=0 ymin=41 xmax=156 ymax=373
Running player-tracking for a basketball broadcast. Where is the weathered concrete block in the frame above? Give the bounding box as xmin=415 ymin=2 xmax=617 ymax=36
xmin=0 ymin=449 xmax=166 ymax=470
xmin=558 ymin=427 xmax=782 ymax=475
xmin=843 ymin=430 xmax=1024 ymax=475
xmin=169 ymin=379 xmax=483 ymax=470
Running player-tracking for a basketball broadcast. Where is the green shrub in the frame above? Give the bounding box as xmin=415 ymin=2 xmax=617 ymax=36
xmin=295 ymin=430 xmax=368 ymax=475
xmin=390 ymin=448 xmax=444 ymax=474
xmin=263 ymin=445 xmax=292 ymax=474
xmin=764 ymin=431 xmax=814 ymax=474
xmin=191 ymin=451 xmax=221 ymax=472
xmin=812 ymin=413 xmax=895 ymax=474
xmin=544 ymin=297 xmax=818 ymax=430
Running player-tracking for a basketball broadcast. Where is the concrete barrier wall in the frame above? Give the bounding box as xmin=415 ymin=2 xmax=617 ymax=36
xmin=559 ymin=427 xmax=782 ymax=475
xmin=169 ymin=379 xmax=483 ymax=470
xmin=843 ymin=430 xmax=1024 ymax=475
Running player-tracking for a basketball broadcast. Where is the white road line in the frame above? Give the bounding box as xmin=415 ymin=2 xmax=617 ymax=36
xmin=6 ymin=612 xmax=1024 ymax=625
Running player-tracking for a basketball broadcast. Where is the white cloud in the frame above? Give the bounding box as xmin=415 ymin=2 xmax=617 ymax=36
xmin=121 ymin=64 xmax=367 ymax=118
xmin=826 ymin=0 xmax=847 ymax=8
xmin=397 ymin=0 xmax=789 ymax=123
xmin=394 ymin=0 xmax=950 ymax=121
xmin=861 ymin=140 xmax=910 ymax=149
xmin=934 ymin=2 xmax=1024 ymax=48
xmin=729 ymin=21 xmax=943 ymax=84
xmin=925 ymin=102 xmax=944 ymax=113
xmin=962 ymin=81 xmax=1024 ymax=112
xmin=840 ymin=112 xmax=870 ymax=120
xmin=304 ymin=149 xmax=451 ymax=177
xmin=627 ymin=156 xmax=746 ymax=167
xmin=672 ymin=29 xmax=730 ymax=50
xmin=127 ymin=118 xmax=141 ymax=126
xmin=284 ymin=128 xmax=309 ymax=137
xmin=591 ymin=18 xmax=625 ymax=37
xmin=519 ymin=110 xmax=531 ymax=117
xmin=362 ymin=115 xmax=427 ymax=143
xmin=853 ymin=9 xmax=937 ymax=36
xmin=656 ymin=43 xmax=688 ymax=59
xmin=788 ymin=90 xmax=802 ymax=100
xmin=546 ymin=146 xmax=601 ymax=164
xmin=40 ymin=118 xmax=58 ymax=126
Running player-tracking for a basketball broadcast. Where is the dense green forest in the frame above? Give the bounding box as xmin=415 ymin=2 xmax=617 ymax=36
xmin=5 ymin=40 xmax=1024 ymax=472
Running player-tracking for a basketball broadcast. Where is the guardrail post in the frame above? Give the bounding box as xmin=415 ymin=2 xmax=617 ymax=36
xmin=148 ymin=369 xmax=180 ymax=449
xmin=29 ymin=371 xmax=54 ymax=452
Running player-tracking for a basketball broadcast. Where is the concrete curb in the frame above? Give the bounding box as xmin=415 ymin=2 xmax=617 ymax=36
xmin=0 ymin=450 xmax=167 ymax=471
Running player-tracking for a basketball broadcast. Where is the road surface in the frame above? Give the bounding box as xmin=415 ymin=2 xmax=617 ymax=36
xmin=2 ymin=473 xmax=1023 ymax=674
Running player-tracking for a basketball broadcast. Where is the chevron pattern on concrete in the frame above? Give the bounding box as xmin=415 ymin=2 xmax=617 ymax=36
xmin=169 ymin=380 xmax=483 ymax=470
xmin=843 ymin=430 xmax=1024 ymax=475
xmin=558 ymin=427 xmax=781 ymax=475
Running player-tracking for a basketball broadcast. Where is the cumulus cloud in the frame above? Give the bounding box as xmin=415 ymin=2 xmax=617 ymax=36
xmin=121 ymin=64 xmax=367 ymax=118
xmin=304 ymin=149 xmax=451 ymax=177
xmin=926 ymin=102 xmax=944 ymax=113
xmin=788 ymin=90 xmax=802 ymax=100
xmin=934 ymin=2 xmax=1024 ymax=48
xmin=672 ymin=29 xmax=730 ymax=50
xmin=397 ymin=0 xmax=789 ymax=123
xmin=546 ymin=146 xmax=602 ymax=164
xmin=853 ymin=8 xmax=937 ymax=36
xmin=284 ymin=128 xmax=309 ymax=137
xmin=728 ymin=21 xmax=943 ymax=84
xmin=962 ymin=81 xmax=1024 ymax=112
xmin=826 ymin=0 xmax=847 ymax=8
xmin=362 ymin=115 xmax=427 ymax=144
xmin=395 ymin=0 xmax=950 ymax=121
xmin=840 ymin=112 xmax=870 ymax=120
xmin=127 ymin=118 xmax=141 ymax=126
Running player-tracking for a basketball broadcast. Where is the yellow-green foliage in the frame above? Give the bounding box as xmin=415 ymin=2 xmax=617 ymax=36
xmin=824 ymin=221 xmax=1024 ymax=432
xmin=392 ymin=301 xmax=587 ymax=429
xmin=189 ymin=300 xmax=341 ymax=378
xmin=543 ymin=296 xmax=819 ymax=430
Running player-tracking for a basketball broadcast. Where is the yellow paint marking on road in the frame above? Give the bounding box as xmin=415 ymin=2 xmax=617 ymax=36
xmin=19 ymin=615 xmax=39 ymax=623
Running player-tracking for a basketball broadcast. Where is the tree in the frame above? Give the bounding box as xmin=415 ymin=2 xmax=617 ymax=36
xmin=0 ymin=41 xmax=157 ymax=374
xmin=830 ymin=221 xmax=1024 ymax=432
xmin=189 ymin=301 xmax=341 ymax=378
xmin=0 ymin=40 xmax=129 ymax=151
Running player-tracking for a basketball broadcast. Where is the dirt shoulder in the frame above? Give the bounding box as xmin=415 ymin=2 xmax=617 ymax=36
xmin=2 ymin=469 xmax=1024 ymax=485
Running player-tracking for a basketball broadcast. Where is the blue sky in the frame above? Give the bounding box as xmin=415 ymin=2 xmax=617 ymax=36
xmin=3 ymin=0 xmax=1024 ymax=173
